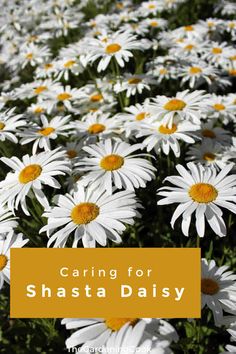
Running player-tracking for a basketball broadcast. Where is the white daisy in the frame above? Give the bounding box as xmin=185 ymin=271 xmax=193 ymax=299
xmin=46 ymin=85 xmax=86 ymax=113
xmin=179 ymin=61 xmax=219 ymax=88
xmin=19 ymin=43 xmax=51 ymax=68
xmin=117 ymin=102 xmax=152 ymax=137
xmin=114 ymin=74 xmax=155 ymax=97
xmin=0 ymin=108 xmax=26 ymax=143
xmin=186 ymin=140 xmax=232 ymax=170
xmin=201 ymin=258 xmax=236 ymax=326
xmin=54 ymin=57 xmax=84 ymax=80
xmin=195 ymin=121 xmax=232 ymax=146
xmin=84 ymin=30 xmax=143 ymax=72
xmin=204 ymin=95 xmax=235 ymax=122
xmin=157 ymin=162 xmax=236 ymax=237
xmin=73 ymin=112 xmax=121 ymax=141
xmin=0 ymin=231 xmax=29 ymax=289
xmin=102 ymin=320 xmax=174 ymax=354
xmin=19 ymin=115 xmax=73 ymax=154
xmin=148 ymin=90 xmax=208 ymax=128
xmin=136 ymin=119 xmax=198 ymax=157
xmin=40 ymin=183 xmax=138 ymax=248
xmin=0 ymin=149 xmax=71 ymax=215
xmin=75 ymin=139 xmax=156 ymax=194
xmin=62 ymin=318 xmax=151 ymax=351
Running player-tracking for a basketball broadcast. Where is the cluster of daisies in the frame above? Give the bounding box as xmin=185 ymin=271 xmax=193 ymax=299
xmin=0 ymin=0 xmax=236 ymax=352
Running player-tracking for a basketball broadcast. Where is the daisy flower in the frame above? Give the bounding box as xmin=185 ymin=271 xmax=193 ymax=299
xmin=0 ymin=206 xmax=18 ymax=235
xmin=0 ymin=149 xmax=71 ymax=215
xmin=73 ymin=112 xmax=121 ymax=141
xmin=102 ymin=321 xmax=150 ymax=354
xmin=148 ymin=90 xmax=208 ymax=128
xmin=0 ymin=108 xmax=26 ymax=143
xmin=140 ymin=1 xmax=163 ymax=15
xmin=204 ymin=95 xmax=235 ymax=122
xmin=54 ymin=57 xmax=84 ymax=80
xmin=35 ymin=62 xmax=56 ymax=79
xmin=85 ymin=30 xmax=143 ymax=72
xmin=136 ymin=119 xmax=198 ymax=157
xmin=150 ymin=61 xmax=177 ymax=84
xmin=145 ymin=18 xmax=167 ymax=31
xmin=102 ymin=320 xmax=174 ymax=354
xmin=179 ymin=61 xmax=219 ymax=88
xmin=19 ymin=43 xmax=51 ymax=68
xmin=19 ymin=115 xmax=73 ymax=154
xmin=114 ymin=74 xmax=155 ymax=97
xmin=157 ymin=162 xmax=236 ymax=237
xmin=117 ymin=102 xmax=152 ymax=137
xmin=63 ymin=140 xmax=86 ymax=162
xmin=0 ymin=231 xmax=29 ymax=289
xmin=76 ymin=139 xmax=156 ymax=194
xmin=202 ymin=41 xmax=234 ymax=65
xmin=46 ymin=85 xmax=86 ymax=112
xmin=62 ymin=318 xmax=150 ymax=350
xmin=195 ymin=121 xmax=232 ymax=146
xmin=40 ymin=183 xmax=138 ymax=248
xmin=201 ymin=258 xmax=236 ymax=326
xmin=186 ymin=140 xmax=232 ymax=170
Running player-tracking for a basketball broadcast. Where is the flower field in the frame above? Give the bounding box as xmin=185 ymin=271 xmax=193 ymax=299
xmin=0 ymin=0 xmax=236 ymax=353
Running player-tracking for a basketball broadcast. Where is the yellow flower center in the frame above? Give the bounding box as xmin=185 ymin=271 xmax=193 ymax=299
xmin=202 ymin=129 xmax=216 ymax=139
xmin=44 ymin=63 xmax=53 ymax=70
xmin=164 ymin=99 xmax=186 ymax=111
xmin=116 ymin=2 xmax=124 ymax=9
xmin=184 ymin=44 xmax=195 ymax=51
xmin=38 ymin=127 xmax=55 ymax=136
xmin=229 ymin=55 xmax=236 ymax=61
xmin=0 ymin=254 xmax=8 ymax=271
xmin=128 ymin=77 xmax=142 ymax=84
xmin=34 ymin=107 xmax=45 ymax=114
xmin=229 ymin=69 xmax=236 ymax=76
xmin=207 ymin=21 xmax=214 ymax=27
xmin=203 ymin=152 xmax=216 ymax=161
xmin=71 ymin=202 xmax=99 ymax=225
xmin=159 ymin=68 xmax=167 ymax=75
xmin=57 ymin=93 xmax=72 ymax=101
xmin=135 ymin=112 xmax=146 ymax=121
xmin=189 ymin=66 xmax=202 ymax=74
xmin=105 ymin=318 xmax=139 ymax=331
xmin=159 ymin=123 xmax=177 ymax=134
xmin=34 ymin=86 xmax=47 ymax=95
xmin=28 ymin=35 xmax=38 ymax=43
xmin=213 ymin=103 xmax=225 ymax=111
xmin=229 ymin=22 xmax=235 ymax=29
xmin=184 ymin=25 xmax=194 ymax=31
xmin=212 ymin=47 xmax=222 ymax=54
xmin=19 ymin=164 xmax=42 ymax=184
xmin=201 ymin=278 xmax=219 ymax=295
xmin=64 ymin=60 xmax=76 ymax=68
xmin=26 ymin=53 xmax=33 ymax=60
xmin=189 ymin=183 xmax=218 ymax=203
xmin=0 ymin=122 xmax=5 ymax=130
xmin=105 ymin=43 xmax=121 ymax=54
xmin=90 ymin=93 xmax=103 ymax=102
xmin=150 ymin=21 xmax=158 ymax=27
xmin=67 ymin=149 xmax=77 ymax=159
xmin=88 ymin=123 xmax=106 ymax=134
xmin=100 ymin=154 xmax=124 ymax=171
xmin=148 ymin=4 xmax=156 ymax=9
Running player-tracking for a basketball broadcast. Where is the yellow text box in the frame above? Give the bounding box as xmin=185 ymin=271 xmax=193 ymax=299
xmin=10 ymin=248 xmax=201 ymax=318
